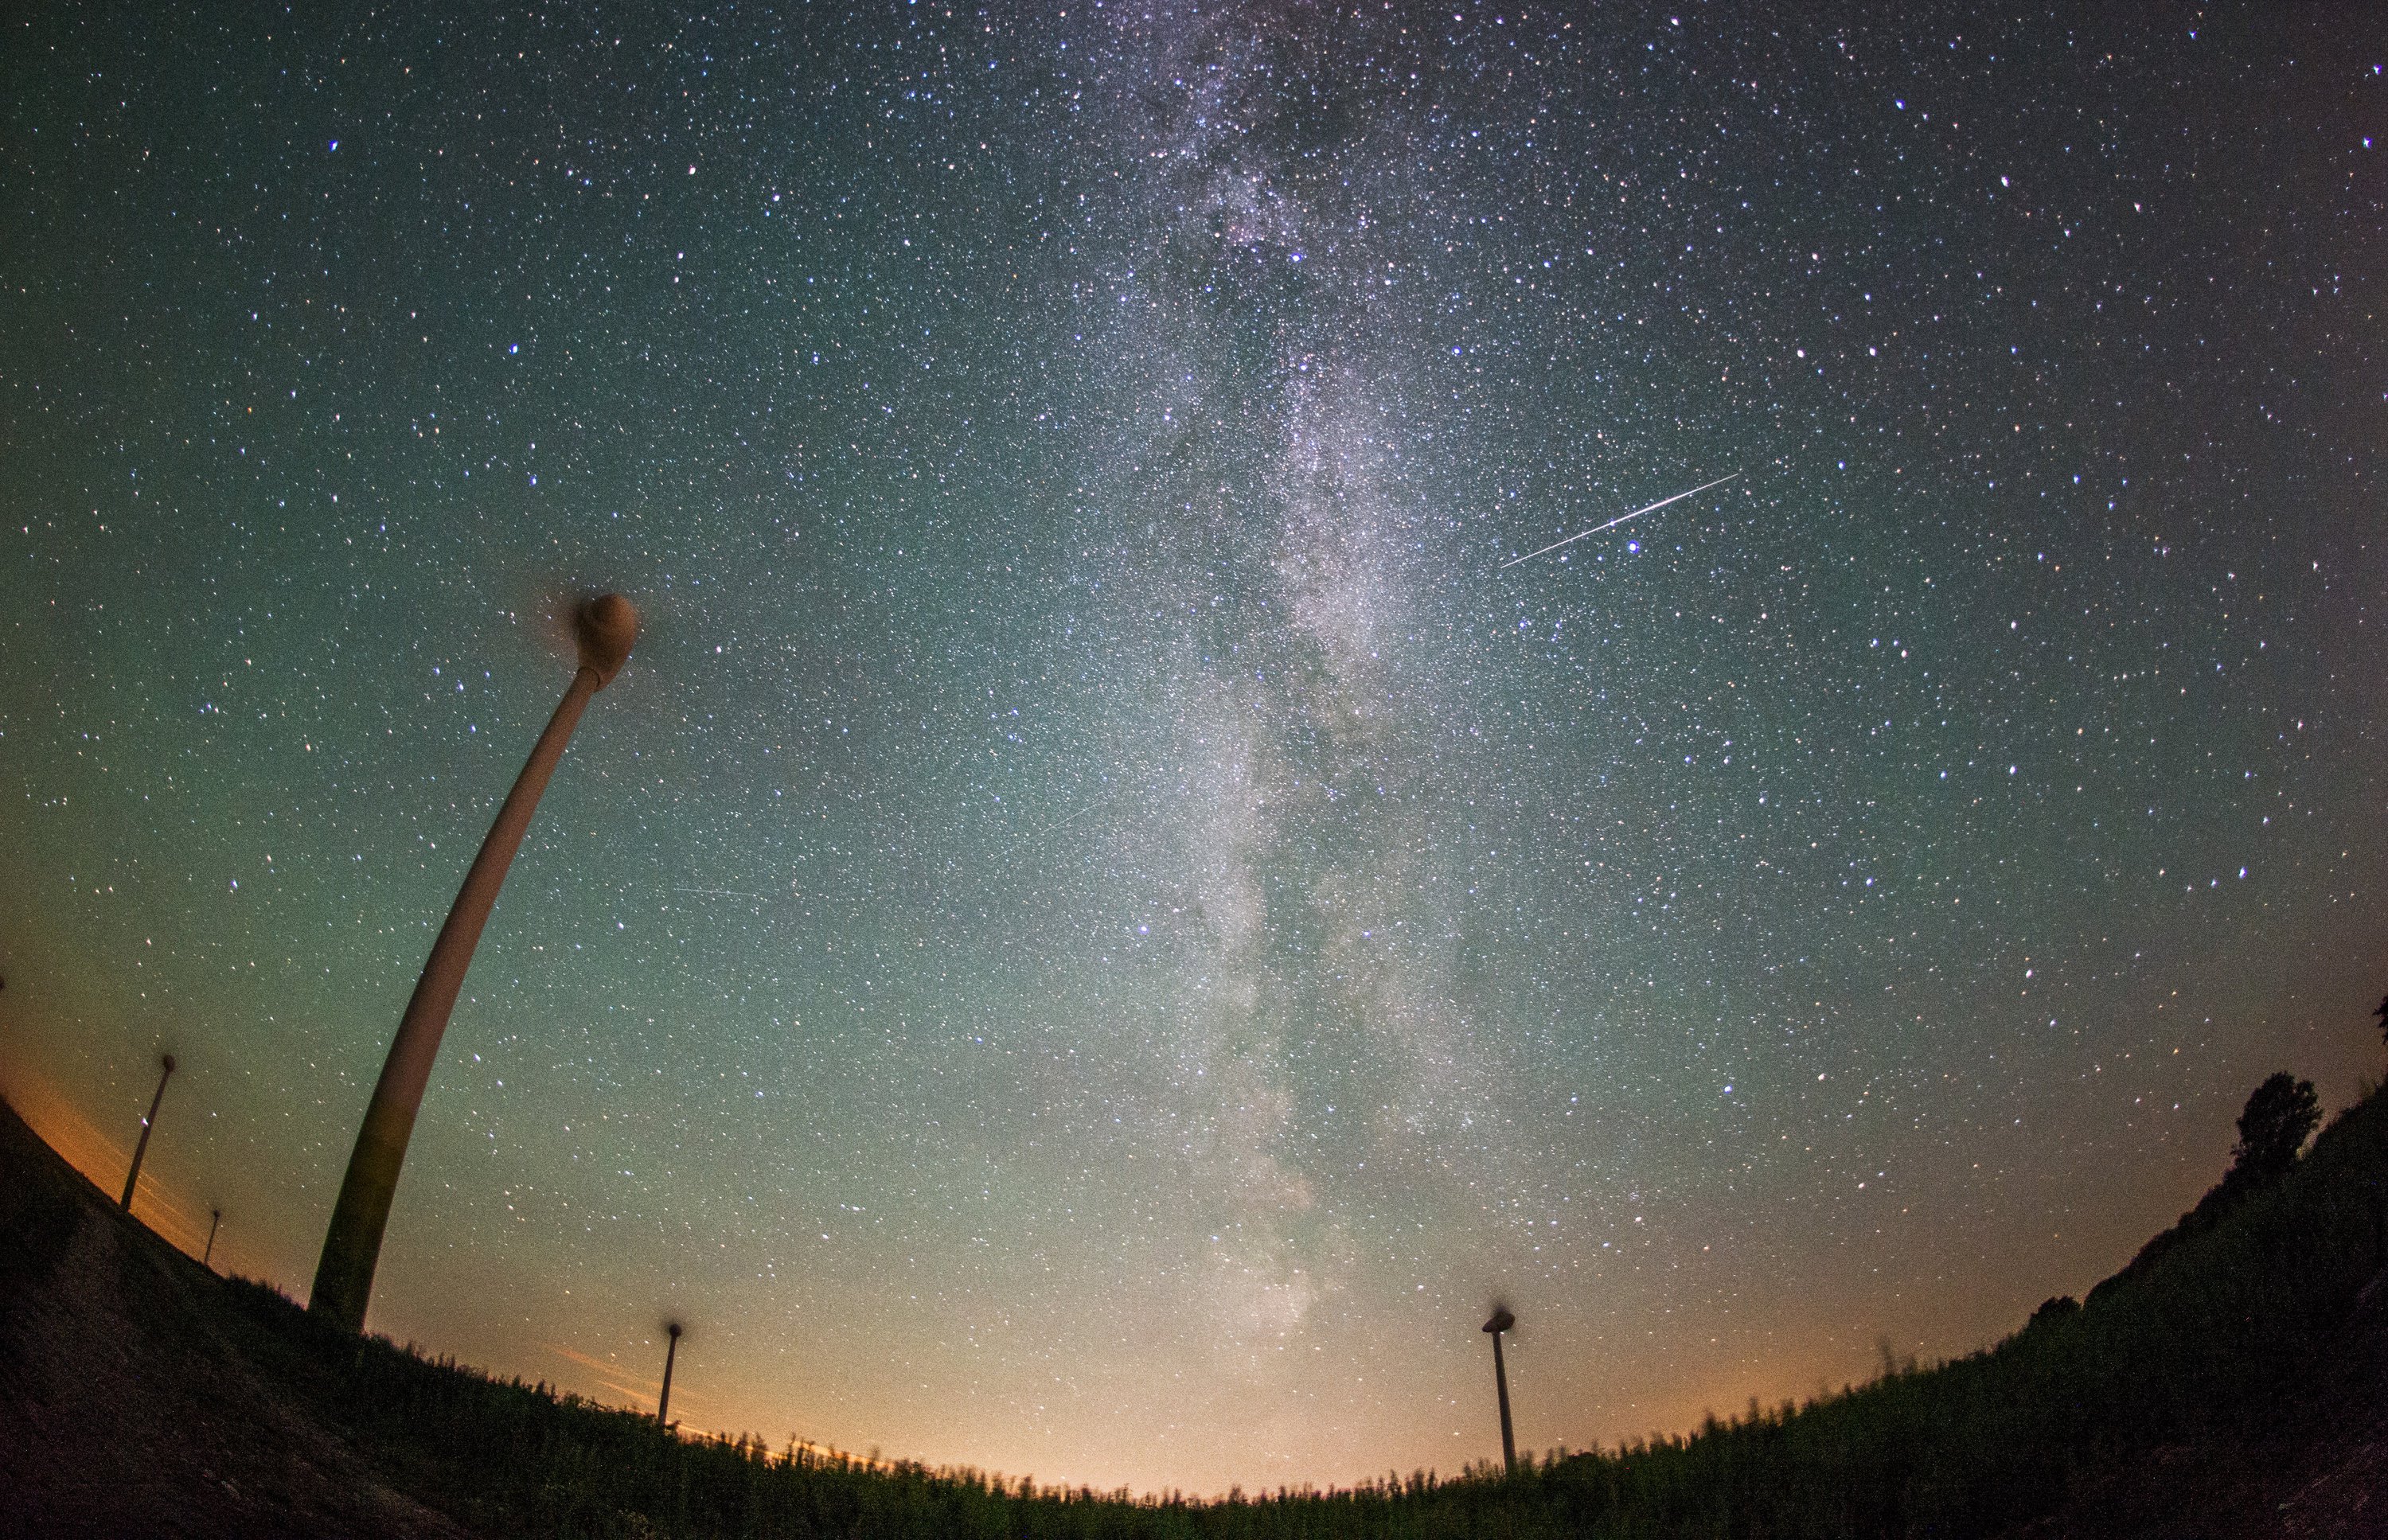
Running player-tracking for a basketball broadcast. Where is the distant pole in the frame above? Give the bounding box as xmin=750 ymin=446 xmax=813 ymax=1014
xmin=657 ymin=1323 xmax=683 ymax=1429
xmin=203 ymin=1207 xmax=223 ymax=1268
xmin=309 ymin=595 xmax=640 ymax=1333
xmin=1483 ymin=1305 xmax=1517 ymax=1476
xmin=120 ymin=1053 xmax=177 ymax=1211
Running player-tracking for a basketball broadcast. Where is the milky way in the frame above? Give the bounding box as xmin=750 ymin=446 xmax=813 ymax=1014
xmin=4 ymin=2 xmax=2386 ymax=1493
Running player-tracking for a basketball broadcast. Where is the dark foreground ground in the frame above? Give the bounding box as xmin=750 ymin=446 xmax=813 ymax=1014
xmin=8 ymin=1090 xmax=2388 ymax=1538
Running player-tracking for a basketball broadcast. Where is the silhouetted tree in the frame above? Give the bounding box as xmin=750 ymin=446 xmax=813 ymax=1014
xmin=2230 ymin=1073 xmax=2320 ymax=1182
xmin=2374 ymin=994 xmax=2388 ymax=1051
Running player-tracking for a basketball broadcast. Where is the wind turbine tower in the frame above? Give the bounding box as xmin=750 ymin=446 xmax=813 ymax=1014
xmin=120 ymin=1053 xmax=176 ymax=1213
xmin=1484 ymin=1304 xmax=1518 ymax=1476
xmin=309 ymin=595 xmax=639 ymax=1332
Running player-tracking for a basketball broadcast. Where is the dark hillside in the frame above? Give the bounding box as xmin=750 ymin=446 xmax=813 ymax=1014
xmin=0 ymin=1091 xmax=466 ymax=1537
xmin=1536 ymin=1085 xmax=2388 ymax=1538
xmin=8 ymin=1086 xmax=2388 ymax=1537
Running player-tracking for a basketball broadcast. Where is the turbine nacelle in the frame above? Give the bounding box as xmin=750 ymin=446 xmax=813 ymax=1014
xmin=576 ymin=593 xmax=640 ymax=686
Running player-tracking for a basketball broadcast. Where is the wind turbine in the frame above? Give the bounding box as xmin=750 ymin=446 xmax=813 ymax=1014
xmin=657 ymin=1322 xmax=685 ymax=1430
xmin=1484 ymin=1304 xmax=1518 ymax=1475
xmin=119 ymin=1053 xmax=176 ymax=1214
xmin=309 ymin=595 xmax=640 ymax=1332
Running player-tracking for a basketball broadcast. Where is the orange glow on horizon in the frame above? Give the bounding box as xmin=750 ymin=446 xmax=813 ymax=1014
xmin=0 ymin=1068 xmax=213 ymax=1258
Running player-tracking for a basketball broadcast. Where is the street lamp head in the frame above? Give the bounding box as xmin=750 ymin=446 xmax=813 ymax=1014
xmin=666 ymin=1321 xmax=684 ymax=1340
xmin=1484 ymin=1305 xmax=1515 ymax=1335
xmin=576 ymin=593 xmax=640 ymax=686
xmin=161 ymin=1053 xmax=178 ymax=1074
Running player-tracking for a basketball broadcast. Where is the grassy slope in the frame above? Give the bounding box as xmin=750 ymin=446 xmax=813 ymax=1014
xmin=1535 ymin=1088 xmax=2388 ymax=1538
xmin=0 ymin=1090 xmax=467 ymax=1538
xmin=6 ymin=1087 xmax=2388 ymax=1538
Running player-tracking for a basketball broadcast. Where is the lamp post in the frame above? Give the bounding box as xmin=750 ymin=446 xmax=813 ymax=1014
xmin=120 ymin=1053 xmax=176 ymax=1212
xmin=657 ymin=1322 xmax=684 ymax=1429
xmin=203 ymin=1207 xmax=223 ymax=1268
xmin=1483 ymin=1304 xmax=1517 ymax=1476
xmin=309 ymin=595 xmax=639 ymax=1332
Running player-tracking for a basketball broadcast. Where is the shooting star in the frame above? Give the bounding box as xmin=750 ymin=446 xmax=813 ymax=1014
xmin=1036 ymin=800 xmax=1101 ymax=840
xmin=1498 ymin=472 xmax=1741 ymax=570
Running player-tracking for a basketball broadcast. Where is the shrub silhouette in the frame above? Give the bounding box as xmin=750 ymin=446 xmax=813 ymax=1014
xmin=2232 ymin=1072 xmax=2320 ymax=1181
xmin=2027 ymin=1293 xmax=2079 ymax=1326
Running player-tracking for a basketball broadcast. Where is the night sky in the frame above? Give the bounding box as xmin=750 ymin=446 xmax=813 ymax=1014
xmin=5 ymin=0 xmax=2386 ymax=1495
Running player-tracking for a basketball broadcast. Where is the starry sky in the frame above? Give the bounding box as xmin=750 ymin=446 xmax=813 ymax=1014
xmin=5 ymin=0 xmax=2386 ymax=1496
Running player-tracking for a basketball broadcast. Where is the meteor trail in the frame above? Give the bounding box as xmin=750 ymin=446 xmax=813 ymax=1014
xmin=1498 ymin=473 xmax=1741 ymax=569
xmin=1036 ymin=801 xmax=1100 ymax=839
